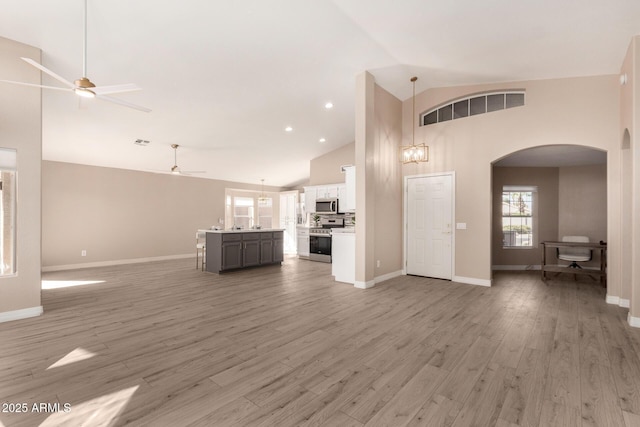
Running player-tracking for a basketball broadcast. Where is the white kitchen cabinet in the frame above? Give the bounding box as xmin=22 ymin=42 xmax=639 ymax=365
xmin=304 ymin=187 xmax=316 ymax=214
xmin=297 ymin=227 xmax=310 ymax=258
xmin=342 ymin=166 xmax=356 ymax=212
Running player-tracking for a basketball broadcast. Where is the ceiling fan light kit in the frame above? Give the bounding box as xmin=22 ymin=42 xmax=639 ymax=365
xmin=0 ymin=0 xmax=150 ymax=112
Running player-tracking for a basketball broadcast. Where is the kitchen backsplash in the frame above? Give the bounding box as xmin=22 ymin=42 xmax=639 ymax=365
xmin=309 ymin=212 xmax=355 ymax=227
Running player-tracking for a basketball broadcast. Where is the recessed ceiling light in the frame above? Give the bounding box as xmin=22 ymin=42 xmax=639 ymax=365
xmin=285 ymin=126 xmax=293 ymax=132
xmin=134 ymin=139 xmax=150 ymax=146
xmin=319 ymin=138 xmax=326 ymax=143
xmin=325 ymin=102 xmax=333 ymax=109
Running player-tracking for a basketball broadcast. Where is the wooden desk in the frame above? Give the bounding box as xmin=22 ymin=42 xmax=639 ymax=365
xmin=540 ymin=241 xmax=606 ymax=285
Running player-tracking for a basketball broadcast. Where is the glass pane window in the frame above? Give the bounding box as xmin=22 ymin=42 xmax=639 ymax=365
xmin=0 ymin=148 xmax=16 ymax=276
xmin=502 ymin=189 xmax=534 ymax=248
xmin=233 ymin=196 xmax=254 ymax=229
xmin=258 ymin=197 xmax=273 ymax=228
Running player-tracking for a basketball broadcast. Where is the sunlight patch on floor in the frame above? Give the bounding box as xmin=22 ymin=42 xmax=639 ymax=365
xmin=47 ymin=348 xmax=97 ymax=370
xmin=39 ymin=385 xmax=139 ymax=427
xmin=41 ymin=280 xmax=105 ymax=290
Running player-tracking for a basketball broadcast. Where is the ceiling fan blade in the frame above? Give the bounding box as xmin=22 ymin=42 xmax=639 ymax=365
xmin=97 ymin=94 xmax=151 ymax=113
xmin=21 ymin=57 xmax=75 ymax=89
xmin=0 ymin=80 xmax=71 ymax=91
xmin=92 ymin=83 xmax=141 ymax=95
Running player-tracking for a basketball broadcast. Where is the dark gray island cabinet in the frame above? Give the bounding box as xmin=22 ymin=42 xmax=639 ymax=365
xmin=204 ymin=230 xmax=284 ymax=273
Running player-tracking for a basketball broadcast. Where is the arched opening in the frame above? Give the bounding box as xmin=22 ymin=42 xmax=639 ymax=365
xmin=490 ymin=145 xmax=607 ymax=287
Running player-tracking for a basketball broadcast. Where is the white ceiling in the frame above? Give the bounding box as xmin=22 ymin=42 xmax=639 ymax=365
xmin=0 ymin=0 xmax=638 ymax=186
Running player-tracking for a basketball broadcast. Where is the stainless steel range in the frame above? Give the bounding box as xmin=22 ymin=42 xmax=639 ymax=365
xmin=309 ymin=218 xmax=344 ymax=263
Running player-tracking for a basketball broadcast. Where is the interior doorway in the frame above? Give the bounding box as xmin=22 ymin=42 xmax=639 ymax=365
xmin=491 ymin=144 xmax=607 ymax=275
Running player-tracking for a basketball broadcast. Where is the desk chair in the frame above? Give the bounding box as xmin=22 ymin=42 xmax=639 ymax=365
xmin=196 ymin=231 xmax=206 ymax=271
xmin=557 ymin=236 xmax=592 ymax=278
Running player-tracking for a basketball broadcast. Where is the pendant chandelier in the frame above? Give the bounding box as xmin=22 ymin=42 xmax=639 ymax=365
xmin=258 ymin=179 xmax=268 ymax=205
xmin=401 ymin=76 xmax=429 ymax=164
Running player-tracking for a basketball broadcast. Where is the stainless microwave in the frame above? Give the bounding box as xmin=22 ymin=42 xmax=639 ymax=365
xmin=316 ymin=198 xmax=338 ymax=214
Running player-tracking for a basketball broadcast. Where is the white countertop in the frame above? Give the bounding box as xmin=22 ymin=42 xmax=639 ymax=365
xmin=199 ymin=228 xmax=285 ymax=234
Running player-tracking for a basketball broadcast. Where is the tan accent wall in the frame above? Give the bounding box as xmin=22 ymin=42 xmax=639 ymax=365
xmin=399 ymin=75 xmax=620 ymax=285
xmin=42 ymin=161 xmax=280 ymax=268
xmin=620 ymin=39 xmax=634 ymax=305
xmin=629 ymin=37 xmax=640 ymax=319
xmin=492 ymin=167 xmax=559 ymax=268
xmin=0 ymin=37 xmax=42 ymax=315
xmin=354 ymin=73 xmax=403 ymax=286
xmin=372 ymin=84 xmax=403 ymax=277
xmin=309 ymin=142 xmax=355 ymax=185
xmin=558 ymin=164 xmax=608 ymax=242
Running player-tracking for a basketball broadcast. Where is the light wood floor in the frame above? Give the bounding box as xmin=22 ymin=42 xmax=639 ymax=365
xmin=1 ymin=257 xmax=640 ymax=427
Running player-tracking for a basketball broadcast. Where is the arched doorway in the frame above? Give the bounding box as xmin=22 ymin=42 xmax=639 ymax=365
xmin=490 ymin=145 xmax=607 ymax=279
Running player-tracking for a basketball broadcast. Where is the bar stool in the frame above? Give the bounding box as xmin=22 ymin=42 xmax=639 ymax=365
xmin=196 ymin=231 xmax=206 ymax=271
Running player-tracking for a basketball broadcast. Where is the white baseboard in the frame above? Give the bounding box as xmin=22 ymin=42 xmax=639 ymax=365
xmin=375 ymin=270 xmax=403 ymax=284
xmin=606 ymin=295 xmax=631 ymax=308
xmin=492 ymin=265 xmax=541 ymax=271
xmin=452 ymin=275 xmax=492 ymax=287
xmin=0 ymin=306 xmax=43 ymax=323
xmin=353 ymin=270 xmax=407 ymax=289
xmin=42 ymin=254 xmax=193 ymax=272
xmin=628 ymin=313 xmax=640 ymax=328
xmin=354 ymin=280 xmax=376 ymax=289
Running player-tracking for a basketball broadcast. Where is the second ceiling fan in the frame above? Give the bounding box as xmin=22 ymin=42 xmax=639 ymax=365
xmin=0 ymin=0 xmax=151 ymax=112
xmin=168 ymin=144 xmax=206 ymax=176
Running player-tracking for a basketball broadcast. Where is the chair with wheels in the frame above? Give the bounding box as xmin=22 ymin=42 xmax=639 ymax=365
xmin=557 ymin=235 xmax=592 ymax=279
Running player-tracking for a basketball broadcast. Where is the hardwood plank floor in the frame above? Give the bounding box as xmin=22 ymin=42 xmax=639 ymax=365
xmin=1 ymin=257 xmax=639 ymax=426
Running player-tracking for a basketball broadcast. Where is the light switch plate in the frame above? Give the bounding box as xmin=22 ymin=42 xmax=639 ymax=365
xmin=456 ymin=223 xmax=467 ymax=230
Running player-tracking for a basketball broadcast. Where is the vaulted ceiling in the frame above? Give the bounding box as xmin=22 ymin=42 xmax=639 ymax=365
xmin=1 ymin=0 xmax=638 ymax=186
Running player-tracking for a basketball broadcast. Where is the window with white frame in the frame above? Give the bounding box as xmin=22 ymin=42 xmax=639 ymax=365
xmin=257 ymin=198 xmax=273 ymax=228
xmin=0 ymin=148 xmax=16 ymax=276
xmin=233 ymin=196 xmax=254 ymax=230
xmin=502 ymin=186 xmax=536 ymax=248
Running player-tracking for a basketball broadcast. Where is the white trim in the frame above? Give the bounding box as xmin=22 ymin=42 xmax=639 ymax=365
xmin=628 ymin=313 xmax=640 ymax=328
xmin=453 ymin=275 xmax=492 ymax=287
xmin=606 ymin=295 xmax=631 ymax=308
xmin=374 ymin=270 xmax=403 ymax=285
xmin=492 ymin=265 xmax=541 ymax=271
xmin=354 ymin=280 xmax=376 ymax=289
xmin=403 ymin=171 xmax=456 ymax=281
xmin=42 ymin=254 xmax=193 ymax=272
xmin=0 ymin=306 xmax=43 ymax=323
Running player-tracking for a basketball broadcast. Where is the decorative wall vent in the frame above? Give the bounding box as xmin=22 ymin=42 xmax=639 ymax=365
xmin=420 ymin=91 xmax=525 ymax=127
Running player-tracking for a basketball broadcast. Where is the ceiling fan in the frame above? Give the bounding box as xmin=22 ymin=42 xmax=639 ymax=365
xmin=0 ymin=0 xmax=150 ymax=112
xmin=168 ymin=144 xmax=206 ymax=176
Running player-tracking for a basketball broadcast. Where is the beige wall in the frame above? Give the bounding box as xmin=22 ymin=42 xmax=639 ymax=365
xmin=309 ymin=142 xmax=355 ymax=185
xmin=558 ymin=164 xmax=607 ymax=242
xmin=628 ymin=36 xmax=640 ymax=320
xmin=354 ymin=73 xmax=403 ymax=286
xmin=397 ymin=75 xmax=620 ymax=286
xmin=42 ymin=161 xmax=281 ymax=268
xmin=373 ymin=84 xmax=403 ymax=277
xmin=620 ymin=39 xmax=634 ymax=306
xmin=0 ymin=37 xmax=42 ymax=317
xmin=492 ymin=167 xmax=559 ymax=268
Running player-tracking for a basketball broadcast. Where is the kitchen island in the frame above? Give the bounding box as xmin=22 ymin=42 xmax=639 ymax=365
xmin=202 ymin=229 xmax=285 ymax=273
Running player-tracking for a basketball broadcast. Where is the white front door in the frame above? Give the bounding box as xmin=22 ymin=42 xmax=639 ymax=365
xmin=406 ymin=174 xmax=453 ymax=279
